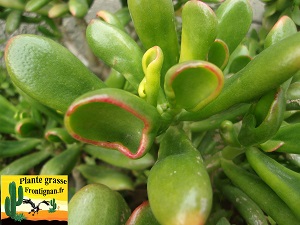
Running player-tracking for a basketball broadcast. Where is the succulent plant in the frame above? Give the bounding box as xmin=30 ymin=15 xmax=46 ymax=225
xmin=1 ymin=0 xmax=300 ymax=224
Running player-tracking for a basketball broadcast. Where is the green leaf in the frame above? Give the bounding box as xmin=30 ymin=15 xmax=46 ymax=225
xmin=40 ymin=144 xmax=81 ymax=175
xmin=179 ymin=32 xmax=300 ymax=121
xmin=221 ymin=159 xmax=300 ymax=225
xmin=68 ymin=0 xmax=89 ymax=18
xmin=218 ymin=183 xmax=269 ymax=225
xmin=96 ymin=10 xmax=123 ymax=29
xmin=0 ymin=95 xmax=17 ymax=134
xmin=5 ymin=35 xmax=105 ymax=113
xmin=0 ymin=0 xmax=25 ymax=10
xmin=263 ymin=2 xmax=277 ymax=18
xmin=5 ymin=10 xmax=22 ymax=34
xmin=179 ymin=1 xmax=217 ymax=62
xmin=228 ymin=55 xmax=252 ymax=74
xmin=45 ymin=127 xmax=75 ymax=144
xmin=64 ymin=88 xmax=161 ymax=159
xmin=164 ymin=60 xmax=224 ymax=112
xmin=265 ymin=16 xmax=297 ymax=49
xmin=138 ymin=46 xmax=163 ymax=106
xmin=68 ymin=184 xmax=131 ymax=225
xmin=0 ymin=150 xmax=51 ymax=178
xmin=238 ymin=85 xmax=286 ymax=146
xmin=86 ymin=19 xmax=143 ymax=90
xmin=128 ymin=0 xmax=179 ymax=79
xmin=260 ymin=123 xmax=300 ymax=154
xmin=15 ymin=118 xmax=42 ymax=138
xmin=0 ymin=139 xmax=41 ymax=158
xmin=291 ymin=6 xmax=300 ymax=25
xmin=148 ymin=126 xmax=212 ymax=225
xmin=246 ymin=147 xmax=300 ymax=220
xmin=126 ymin=201 xmax=160 ymax=225
xmin=76 ymin=164 xmax=134 ymax=191
xmin=48 ymin=3 xmax=69 ymax=18
xmin=25 ymin=0 xmax=52 ymax=12
xmin=216 ymin=0 xmax=252 ymax=53
xmin=207 ymin=39 xmax=229 ymax=70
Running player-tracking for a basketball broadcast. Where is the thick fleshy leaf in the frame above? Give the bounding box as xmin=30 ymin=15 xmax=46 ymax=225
xmin=40 ymin=144 xmax=81 ymax=175
xmin=86 ymin=19 xmax=143 ymax=90
xmin=105 ymin=70 xmax=126 ymax=89
xmin=291 ymin=6 xmax=300 ymax=25
xmin=15 ymin=118 xmax=42 ymax=138
xmin=17 ymin=88 xmax=64 ymax=123
xmin=218 ymin=183 xmax=269 ymax=225
xmin=126 ymin=201 xmax=160 ymax=225
xmin=128 ymin=0 xmax=179 ymax=79
xmin=0 ymin=150 xmax=51 ymax=180
xmin=76 ymin=164 xmax=134 ymax=191
xmin=5 ymin=34 xmax=105 ymax=113
xmin=138 ymin=46 xmax=163 ymax=106
xmin=115 ymin=8 xmax=131 ymax=27
xmin=265 ymin=16 xmax=297 ymax=49
xmin=25 ymin=0 xmax=52 ymax=12
xmin=276 ymin=0 xmax=293 ymax=11
xmin=263 ymin=2 xmax=277 ymax=18
xmin=69 ymin=184 xmax=131 ymax=225
xmin=0 ymin=0 xmax=25 ymax=10
xmin=179 ymin=32 xmax=300 ymax=121
xmin=45 ymin=127 xmax=75 ymax=144
xmin=5 ymin=10 xmax=22 ymax=34
xmin=219 ymin=120 xmax=240 ymax=147
xmin=216 ymin=217 xmax=231 ymax=225
xmin=263 ymin=12 xmax=281 ymax=31
xmin=179 ymin=1 xmax=217 ymax=62
xmin=207 ymin=39 xmax=229 ymax=70
xmin=48 ymin=3 xmax=69 ymax=18
xmin=260 ymin=123 xmax=300 ymax=154
xmin=148 ymin=126 xmax=212 ymax=225
xmin=224 ymin=44 xmax=251 ymax=75
xmin=68 ymin=0 xmax=89 ymax=18
xmin=0 ymin=139 xmax=41 ymax=158
xmin=216 ymin=0 xmax=252 ymax=53
xmin=228 ymin=55 xmax=252 ymax=74
xmin=164 ymin=60 xmax=224 ymax=112
xmin=65 ymin=88 xmax=161 ymax=159
xmin=97 ymin=10 xmax=123 ymax=29
xmin=246 ymin=147 xmax=300 ymax=220
xmin=238 ymin=85 xmax=286 ymax=146
xmin=221 ymin=159 xmax=300 ymax=225
xmin=0 ymin=95 xmax=17 ymax=134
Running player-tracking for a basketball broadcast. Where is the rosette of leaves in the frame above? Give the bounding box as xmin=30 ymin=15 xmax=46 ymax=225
xmin=3 ymin=0 xmax=300 ymax=224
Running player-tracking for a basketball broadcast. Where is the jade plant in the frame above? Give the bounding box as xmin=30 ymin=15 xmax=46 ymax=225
xmin=2 ymin=0 xmax=300 ymax=224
